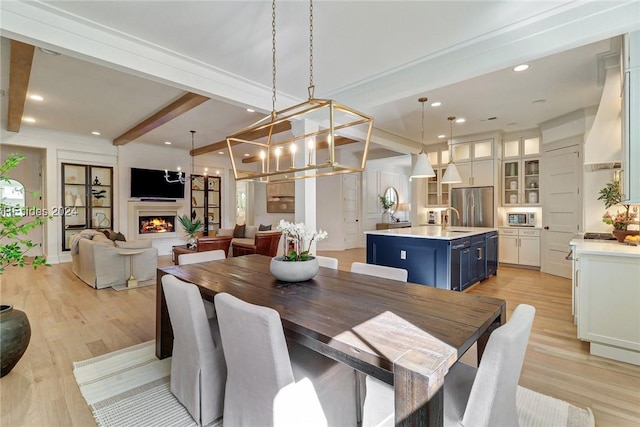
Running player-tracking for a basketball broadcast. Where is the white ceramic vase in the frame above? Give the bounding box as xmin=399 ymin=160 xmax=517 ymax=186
xmin=270 ymin=256 xmax=319 ymax=282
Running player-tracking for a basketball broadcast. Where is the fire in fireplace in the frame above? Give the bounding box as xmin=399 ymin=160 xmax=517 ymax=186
xmin=139 ymin=216 xmax=175 ymax=234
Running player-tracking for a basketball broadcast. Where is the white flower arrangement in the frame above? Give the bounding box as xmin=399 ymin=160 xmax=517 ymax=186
xmin=277 ymin=219 xmax=328 ymax=261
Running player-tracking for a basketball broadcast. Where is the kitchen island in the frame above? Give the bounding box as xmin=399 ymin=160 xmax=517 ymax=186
xmin=570 ymin=238 xmax=640 ymax=365
xmin=365 ymin=226 xmax=498 ymax=291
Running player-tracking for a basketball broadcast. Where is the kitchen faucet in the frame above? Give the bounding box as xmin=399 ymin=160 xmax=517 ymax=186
xmin=441 ymin=207 xmax=460 ymax=229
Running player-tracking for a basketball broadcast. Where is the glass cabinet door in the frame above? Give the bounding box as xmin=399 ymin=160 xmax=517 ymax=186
xmin=503 ymin=161 xmax=519 ymax=205
xmin=190 ymin=175 xmax=222 ymax=234
xmin=62 ymin=163 xmax=113 ymax=251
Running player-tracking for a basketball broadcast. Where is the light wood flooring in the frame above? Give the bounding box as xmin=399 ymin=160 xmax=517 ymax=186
xmin=0 ymin=250 xmax=638 ymax=426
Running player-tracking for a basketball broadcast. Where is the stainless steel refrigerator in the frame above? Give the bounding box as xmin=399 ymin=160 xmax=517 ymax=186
xmin=450 ymin=186 xmax=494 ymax=227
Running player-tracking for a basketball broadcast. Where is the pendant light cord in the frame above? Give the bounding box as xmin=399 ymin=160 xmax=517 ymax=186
xmin=418 ymin=97 xmax=428 ymax=154
xmin=448 ymin=116 xmax=456 ymax=162
xmin=271 ymin=0 xmax=277 ymax=117
xmin=190 ymin=130 xmax=195 ymax=178
xmin=308 ymin=0 xmax=315 ymax=99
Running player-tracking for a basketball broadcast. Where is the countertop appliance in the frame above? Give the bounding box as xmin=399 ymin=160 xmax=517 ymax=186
xmin=507 ymin=212 xmax=536 ymax=227
xmin=450 ymin=186 xmax=494 ymax=228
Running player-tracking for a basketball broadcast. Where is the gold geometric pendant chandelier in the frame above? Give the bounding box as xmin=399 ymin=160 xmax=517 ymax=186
xmin=227 ymin=0 xmax=373 ymax=183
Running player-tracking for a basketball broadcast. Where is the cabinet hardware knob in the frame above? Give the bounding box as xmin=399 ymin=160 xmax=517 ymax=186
xmin=543 ymin=226 xmax=549 ymax=230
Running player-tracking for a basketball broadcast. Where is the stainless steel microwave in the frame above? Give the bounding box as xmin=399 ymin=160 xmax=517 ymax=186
xmin=507 ymin=212 xmax=536 ymax=226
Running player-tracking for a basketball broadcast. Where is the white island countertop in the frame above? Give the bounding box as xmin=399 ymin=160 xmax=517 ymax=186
xmin=365 ymin=226 xmax=497 ymax=240
xmin=570 ymin=239 xmax=640 ymax=257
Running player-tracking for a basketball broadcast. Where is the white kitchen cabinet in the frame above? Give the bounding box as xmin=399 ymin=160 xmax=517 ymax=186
xmin=502 ymin=158 xmax=540 ymax=206
xmin=450 ymin=139 xmax=497 ymax=189
xmin=622 ymin=31 xmax=640 ymax=203
xmin=426 ymin=168 xmax=449 ymax=207
xmin=498 ymin=227 xmax=540 ymax=267
xmin=576 ymin=249 xmax=640 ymax=365
xmin=503 ymin=136 xmax=540 ymax=159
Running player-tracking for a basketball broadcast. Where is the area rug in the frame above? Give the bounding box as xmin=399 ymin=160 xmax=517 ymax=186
xmin=72 ymin=341 xmax=221 ymax=427
xmin=74 ymin=341 xmax=594 ymax=427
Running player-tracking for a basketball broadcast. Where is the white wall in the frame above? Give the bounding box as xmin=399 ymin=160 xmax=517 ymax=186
xmin=1 ymin=127 xmax=236 ymax=260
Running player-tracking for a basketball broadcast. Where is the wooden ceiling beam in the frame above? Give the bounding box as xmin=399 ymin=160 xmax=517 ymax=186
xmin=191 ymin=120 xmax=292 ymax=156
xmin=7 ymin=40 xmax=36 ymax=133
xmin=240 ymin=136 xmax=357 ymax=163
xmin=113 ymin=92 xmax=209 ymax=146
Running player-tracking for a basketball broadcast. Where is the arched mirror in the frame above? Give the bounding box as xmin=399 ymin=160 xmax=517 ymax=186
xmin=384 ymin=187 xmax=399 ymax=214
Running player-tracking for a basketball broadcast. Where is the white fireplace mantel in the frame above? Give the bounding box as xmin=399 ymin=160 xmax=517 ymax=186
xmin=127 ymin=200 xmax=188 ymax=241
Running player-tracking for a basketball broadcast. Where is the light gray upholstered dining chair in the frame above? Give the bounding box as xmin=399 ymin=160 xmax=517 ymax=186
xmin=351 ymin=262 xmax=408 ymax=282
xmin=177 ymin=249 xmax=226 ymax=319
xmin=214 ymin=292 xmax=359 ymax=427
xmin=161 ymin=275 xmax=227 ymax=426
xmin=362 ymin=304 xmax=536 ymax=427
xmin=178 ymin=249 xmax=226 ymax=265
xmin=316 ymin=255 xmax=339 ymax=270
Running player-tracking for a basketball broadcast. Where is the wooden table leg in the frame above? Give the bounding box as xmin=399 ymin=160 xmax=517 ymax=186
xmin=393 ymin=349 xmax=450 ymax=427
xmin=155 ymin=270 xmax=174 ymax=359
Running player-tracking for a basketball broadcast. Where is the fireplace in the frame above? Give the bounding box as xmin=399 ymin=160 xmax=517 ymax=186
xmin=128 ymin=201 xmax=187 ymax=241
xmin=139 ymin=215 xmax=175 ymax=234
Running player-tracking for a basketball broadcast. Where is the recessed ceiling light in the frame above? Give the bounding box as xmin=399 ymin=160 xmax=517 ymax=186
xmin=513 ymin=64 xmax=529 ymax=72
xmin=431 ymin=102 xmax=442 ymax=107
xmin=29 ymin=95 xmax=44 ymax=101
xmin=164 ymin=141 xmax=172 ymax=145
xmin=204 ymin=168 xmax=209 ymax=172
xmin=438 ymin=134 xmax=446 ymax=139
xmin=23 ymin=117 xmax=36 ymax=123
xmin=246 ymin=108 xmax=255 ymax=113
xmin=532 ymin=99 xmax=547 ymax=104
xmin=455 ymin=118 xmax=465 ymax=123
xmin=216 ymin=170 xmax=220 ymax=175
xmin=243 ymin=153 xmax=250 ymax=157
xmin=218 ymin=151 xmax=225 ymax=155
xmin=91 ymin=131 xmax=101 ymax=136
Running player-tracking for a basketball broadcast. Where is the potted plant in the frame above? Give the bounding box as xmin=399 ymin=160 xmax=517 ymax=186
xmin=271 ymin=220 xmax=328 ymax=282
xmin=1 ymin=153 xmax=50 ymax=377
xmin=379 ymin=194 xmax=393 ymax=223
xmin=598 ymin=178 xmax=639 ymax=242
xmin=177 ymin=214 xmax=203 ymax=249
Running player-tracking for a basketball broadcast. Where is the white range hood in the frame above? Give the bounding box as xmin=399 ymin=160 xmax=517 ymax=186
xmin=583 ymin=66 xmax=622 ymax=171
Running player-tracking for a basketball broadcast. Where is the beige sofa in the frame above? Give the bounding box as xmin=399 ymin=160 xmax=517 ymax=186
xmin=71 ymin=232 xmax=158 ymax=289
xmin=217 ymin=225 xmax=259 ymax=247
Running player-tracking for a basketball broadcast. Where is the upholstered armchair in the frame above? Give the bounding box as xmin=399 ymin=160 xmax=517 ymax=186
xmin=232 ymin=231 xmax=282 ymax=257
xmin=196 ymin=236 xmax=233 ymax=257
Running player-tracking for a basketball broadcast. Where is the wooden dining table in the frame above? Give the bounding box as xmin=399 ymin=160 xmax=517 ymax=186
xmin=156 ymin=254 xmax=506 ymax=426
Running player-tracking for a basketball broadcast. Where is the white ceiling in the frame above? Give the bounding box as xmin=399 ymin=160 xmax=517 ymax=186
xmin=1 ymin=1 xmax=639 ymax=153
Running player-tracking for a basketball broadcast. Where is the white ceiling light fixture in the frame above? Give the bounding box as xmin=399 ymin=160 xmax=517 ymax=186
xmin=91 ymin=131 xmax=101 ymax=136
xmin=455 ymin=118 xmax=465 ymax=123
xmin=513 ymin=64 xmax=529 ymax=72
xmin=226 ymin=0 xmax=373 ymax=183
xmin=23 ymin=117 xmax=36 ymax=123
xmin=441 ymin=116 xmax=462 ymax=184
xmin=431 ymin=101 xmax=442 ymax=107
xmin=165 ymin=130 xmax=197 ymax=184
xmin=29 ymin=95 xmax=44 ymax=101
xmin=409 ymin=97 xmax=436 ymax=180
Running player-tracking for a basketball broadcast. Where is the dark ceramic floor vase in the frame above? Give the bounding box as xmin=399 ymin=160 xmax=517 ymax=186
xmin=0 ymin=305 xmax=31 ymax=377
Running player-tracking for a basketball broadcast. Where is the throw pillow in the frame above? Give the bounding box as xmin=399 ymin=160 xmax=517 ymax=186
xmin=233 ymin=224 xmax=246 ymax=238
xmin=259 ymin=224 xmax=272 ymax=231
xmin=217 ymin=228 xmax=234 ymax=237
xmin=114 ymin=232 xmax=126 ymax=242
xmin=115 ymin=240 xmax=152 ymax=249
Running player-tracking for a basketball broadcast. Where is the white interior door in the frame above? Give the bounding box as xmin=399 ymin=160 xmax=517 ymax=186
xmin=541 ymin=144 xmax=581 ymax=278
xmin=343 ymin=174 xmax=360 ymax=249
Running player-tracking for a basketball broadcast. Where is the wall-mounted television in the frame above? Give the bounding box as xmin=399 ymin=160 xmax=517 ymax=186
xmin=130 ymin=167 xmax=185 ymax=200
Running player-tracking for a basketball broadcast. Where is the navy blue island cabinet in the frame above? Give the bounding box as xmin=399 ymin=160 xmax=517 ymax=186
xmin=366 ymin=229 xmax=498 ymax=291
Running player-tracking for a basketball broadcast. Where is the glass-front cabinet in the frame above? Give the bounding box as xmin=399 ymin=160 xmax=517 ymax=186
xmin=191 ymin=175 xmax=221 ymax=235
xmin=61 ymin=163 xmax=113 ymax=250
xmin=503 ymin=159 xmax=540 ymax=206
xmin=425 ymin=147 xmax=450 ymax=207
